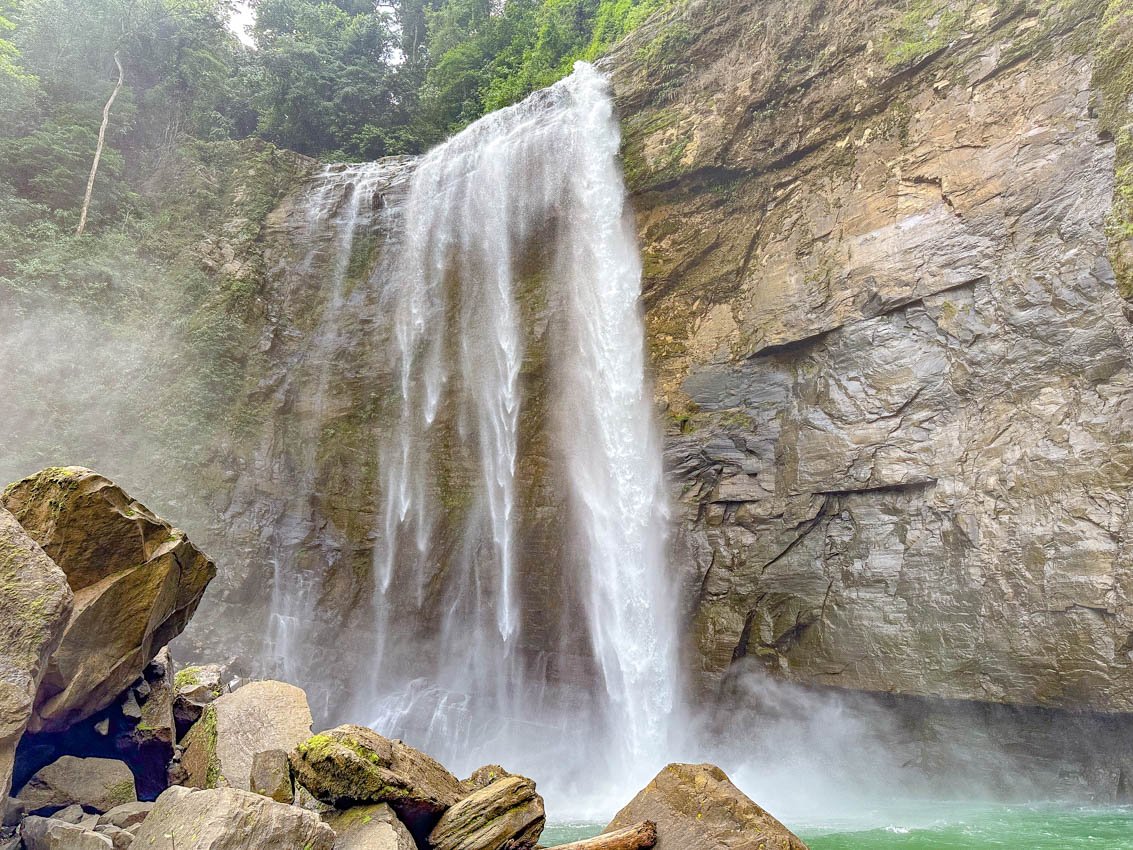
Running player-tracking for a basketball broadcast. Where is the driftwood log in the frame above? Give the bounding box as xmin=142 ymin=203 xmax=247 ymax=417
xmin=549 ymin=821 xmax=657 ymax=850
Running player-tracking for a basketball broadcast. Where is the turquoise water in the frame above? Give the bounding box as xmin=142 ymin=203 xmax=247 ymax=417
xmin=541 ymin=804 xmax=1133 ymax=848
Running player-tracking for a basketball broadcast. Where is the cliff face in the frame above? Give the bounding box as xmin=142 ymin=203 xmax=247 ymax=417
xmin=609 ymin=0 xmax=1133 ymax=711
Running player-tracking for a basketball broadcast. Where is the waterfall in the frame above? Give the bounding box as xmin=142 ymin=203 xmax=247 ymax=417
xmin=362 ymin=63 xmax=678 ymax=810
xmin=260 ymin=63 xmax=677 ymax=812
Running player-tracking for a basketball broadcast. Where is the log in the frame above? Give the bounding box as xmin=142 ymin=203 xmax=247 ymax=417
xmin=549 ymin=821 xmax=657 ymax=850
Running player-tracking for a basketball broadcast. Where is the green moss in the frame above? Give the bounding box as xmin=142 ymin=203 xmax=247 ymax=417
xmin=106 ymin=778 xmax=137 ymax=806
xmin=881 ymin=0 xmax=966 ymax=68
xmin=1090 ymin=0 xmax=1133 ymax=300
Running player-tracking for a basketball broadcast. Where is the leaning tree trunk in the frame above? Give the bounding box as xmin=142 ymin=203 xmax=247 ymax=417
xmin=76 ymin=51 xmax=124 ymax=236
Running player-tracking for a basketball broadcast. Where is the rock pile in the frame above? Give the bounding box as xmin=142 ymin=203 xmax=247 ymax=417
xmin=0 ymin=467 xmax=808 ymax=850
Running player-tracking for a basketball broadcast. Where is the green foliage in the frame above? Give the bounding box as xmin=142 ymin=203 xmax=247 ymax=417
xmin=419 ymin=0 xmax=668 ymax=138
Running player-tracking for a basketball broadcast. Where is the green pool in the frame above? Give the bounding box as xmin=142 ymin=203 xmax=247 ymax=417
xmin=541 ymin=803 xmax=1133 ymax=848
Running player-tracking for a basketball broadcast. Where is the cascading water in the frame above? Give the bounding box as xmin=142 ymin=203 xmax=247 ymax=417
xmin=260 ymin=161 xmax=411 ymax=704
xmin=355 ymin=62 xmax=679 ymax=811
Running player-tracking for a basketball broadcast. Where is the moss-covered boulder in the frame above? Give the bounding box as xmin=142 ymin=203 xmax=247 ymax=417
xmin=289 ymin=725 xmax=462 ymax=837
xmin=606 ymin=763 xmax=807 ymax=850
xmin=181 ymin=680 xmax=312 ymax=792
xmin=1 ymin=467 xmax=216 ymax=734
xmin=428 ymin=774 xmax=545 ymax=850
xmin=0 ymin=507 xmax=72 ymax=800
xmin=16 ymin=756 xmax=136 ymax=815
xmin=324 ymin=802 xmax=415 ymax=850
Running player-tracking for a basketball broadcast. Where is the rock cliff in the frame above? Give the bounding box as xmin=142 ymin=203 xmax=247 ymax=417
xmin=608 ymin=0 xmax=1133 ymax=714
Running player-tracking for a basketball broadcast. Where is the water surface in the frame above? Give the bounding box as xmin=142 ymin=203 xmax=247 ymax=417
xmin=541 ymin=804 xmax=1133 ymax=849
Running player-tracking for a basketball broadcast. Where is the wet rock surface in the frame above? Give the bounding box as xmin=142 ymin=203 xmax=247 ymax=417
xmin=604 ymin=0 xmax=1133 ymax=720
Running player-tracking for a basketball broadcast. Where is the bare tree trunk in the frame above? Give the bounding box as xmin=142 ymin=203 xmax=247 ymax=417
xmin=550 ymin=822 xmax=658 ymax=850
xmin=76 ymin=50 xmax=124 ymax=236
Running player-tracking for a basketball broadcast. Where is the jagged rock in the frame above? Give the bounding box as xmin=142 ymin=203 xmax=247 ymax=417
xmin=0 ymin=468 xmax=216 ymax=733
xmin=606 ymin=764 xmax=806 ymax=850
xmin=0 ymin=507 xmax=73 ymax=799
xmin=554 ymin=822 xmax=657 ymax=850
xmin=21 ymin=815 xmax=113 ymax=849
xmin=130 ymin=785 xmax=335 ymax=850
xmin=172 ymin=665 xmax=223 ymax=740
xmin=460 ymin=764 xmax=514 ymax=794
xmin=96 ymin=802 xmax=152 ymax=831
xmin=17 ymin=756 xmax=136 ymax=815
xmin=290 ymin=725 xmax=462 ymax=837
xmin=181 ymin=680 xmax=311 ymax=791
xmin=129 ymin=650 xmax=174 ymax=753
xmin=323 ymin=802 xmax=415 ymax=850
xmin=428 ymin=775 xmax=544 ymax=850
xmin=92 ymin=824 xmax=133 ymax=850
xmin=52 ymin=805 xmax=93 ymax=826
xmin=249 ymin=749 xmax=292 ymax=803
xmin=3 ymin=796 xmax=24 ymax=827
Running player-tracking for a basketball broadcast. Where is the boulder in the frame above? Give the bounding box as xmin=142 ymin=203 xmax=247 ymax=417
xmin=249 ymin=749 xmax=292 ymax=803
xmin=96 ymin=802 xmax=152 ymax=830
xmin=172 ymin=665 xmax=223 ymax=740
xmin=0 ymin=506 xmax=73 ymax=799
xmin=460 ymin=764 xmax=513 ymax=794
xmin=605 ymin=764 xmax=807 ymax=850
xmin=290 ymin=725 xmax=462 ymax=836
xmin=181 ymin=680 xmax=311 ymax=791
xmin=21 ymin=815 xmax=113 ymax=849
xmin=16 ymin=756 xmax=136 ymax=815
xmin=1 ymin=468 xmax=216 ymax=733
xmin=323 ymin=802 xmax=415 ymax=850
xmin=428 ymin=775 xmax=544 ymax=850
xmin=130 ymin=785 xmax=335 ymax=850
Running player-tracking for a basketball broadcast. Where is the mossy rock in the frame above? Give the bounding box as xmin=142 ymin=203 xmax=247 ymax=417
xmin=290 ymin=725 xmax=462 ymax=839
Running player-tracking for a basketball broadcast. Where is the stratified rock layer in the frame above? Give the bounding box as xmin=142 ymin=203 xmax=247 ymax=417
xmin=606 ymin=763 xmax=806 ymax=850
xmin=2 ymin=467 xmax=216 ymax=733
xmin=0 ymin=507 xmax=72 ymax=799
xmin=428 ymin=775 xmax=545 ymax=850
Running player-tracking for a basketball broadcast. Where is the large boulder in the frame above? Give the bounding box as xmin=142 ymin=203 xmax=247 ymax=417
xmin=181 ymin=680 xmax=312 ymax=791
xmin=1 ymin=468 xmax=216 ymax=733
xmin=0 ymin=507 xmax=73 ymax=799
xmin=290 ymin=725 xmax=462 ymax=836
xmin=16 ymin=756 xmax=136 ymax=815
xmin=324 ymin=802 xmax=415 ymax=850
xmin=21 ymin=815 xmax=113 ymax=849
xmin=428 ymin=775 xmax=544 ymax=850
xmin=606 ymin=764 xmax=806 ymax=850
xmin=131 ymin=785 xmax=335 ymax=849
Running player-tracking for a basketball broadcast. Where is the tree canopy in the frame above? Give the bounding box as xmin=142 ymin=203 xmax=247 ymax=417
xmin=0 ymin=0 xmax=666 ymax=223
